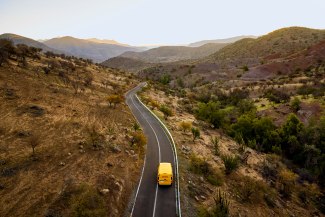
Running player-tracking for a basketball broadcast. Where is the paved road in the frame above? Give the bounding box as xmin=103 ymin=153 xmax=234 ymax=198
xmin=126 ymin=83 xmax=178 ymax=217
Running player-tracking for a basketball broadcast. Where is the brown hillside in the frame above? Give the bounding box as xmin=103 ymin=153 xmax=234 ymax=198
xmin=119 ymin=43 xmax=229 ymax=63
xmin=0 ymin=44 xmax=143 ymax=217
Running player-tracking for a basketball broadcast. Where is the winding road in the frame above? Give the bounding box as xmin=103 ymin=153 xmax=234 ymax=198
xmin=125 ymin=83 xmax=180 ymax=217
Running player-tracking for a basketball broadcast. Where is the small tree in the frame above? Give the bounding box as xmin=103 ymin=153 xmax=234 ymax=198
xmin=179 ymin=121 xmax=192 ymax=132
xmin=87 ymin=126 xmax=103 ymax=149
xmin=159 ymin=104 xmax=172 ymax=120
xmin=28 ymin=134 xmax=40 ymax=156
xmin=191 ymin=127 xmax=200 ymax=141
xmin=290 ymin=97 xmax=301 ymax=112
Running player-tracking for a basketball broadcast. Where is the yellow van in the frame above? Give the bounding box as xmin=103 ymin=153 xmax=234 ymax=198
xmin=157 ymin=162 xmax=173 ymax=186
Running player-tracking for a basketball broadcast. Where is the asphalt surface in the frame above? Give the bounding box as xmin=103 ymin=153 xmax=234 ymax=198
xmin=126 ymin=83 xmax=177 ymax=217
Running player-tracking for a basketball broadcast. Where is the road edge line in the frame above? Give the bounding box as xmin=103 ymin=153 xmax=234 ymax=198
xmin=135 ymin=92 xmax=182 ymax=217
xmin=125 ymin=86 xmax=148 ymax=217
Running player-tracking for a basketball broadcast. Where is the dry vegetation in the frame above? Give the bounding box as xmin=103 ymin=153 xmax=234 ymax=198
xmin=139 ymin=71 xmax=324 ymax=217
xmin=0 ymin=40 xmax=145 ymax=217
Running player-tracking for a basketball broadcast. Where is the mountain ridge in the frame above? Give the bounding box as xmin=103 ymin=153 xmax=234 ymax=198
xmin=188 ymin=35 xmax=257 ymax=47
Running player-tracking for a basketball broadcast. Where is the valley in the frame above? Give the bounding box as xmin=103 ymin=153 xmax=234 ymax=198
xmin=0 ymin=25 xmax=324 ymax=217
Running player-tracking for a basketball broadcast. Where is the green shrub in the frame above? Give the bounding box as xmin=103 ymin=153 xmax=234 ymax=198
xmin=159 ymin=104 xmax=173 ymax=120
xmin=290 ymin=97 xmax=301 ymax=112
xmin=233 ymin=176 xmax=267 ymax=203
xmin=278 ymin=168 xmax=297 ymax=199
xmin=189 ymin=155 xmax=210 ymax=175
xmin=211 ymin=136 xmax=220 ymax=155
xmin=206 ymin=172 xmax=224 ymax=186
xmin=191 ymin=127 xmax=200 ymax=141
xmin=222 ymin=155 xmax=240 ymax=175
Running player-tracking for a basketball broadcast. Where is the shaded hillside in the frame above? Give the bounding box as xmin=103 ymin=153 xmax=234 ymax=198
xmin=0 ymin=33 xmax=62 ymax=53
xmin=102 ymin=56 xmax=154 ymax=72
xmin=120 ymin=43 xmax=229 ymax=63
xmin=44 ymin=36 xmax=144 ymax=62
xmin=0 ymin=40 xmax=145 ymax=217
xmin=188 ymin=35 xmax=256 ymax=47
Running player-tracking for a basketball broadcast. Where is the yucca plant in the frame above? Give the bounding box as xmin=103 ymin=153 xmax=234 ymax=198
xmin=212 ymin=189 xmax=230 ymax=217
xmin=222 ymin=155 xmax=240 ymax=175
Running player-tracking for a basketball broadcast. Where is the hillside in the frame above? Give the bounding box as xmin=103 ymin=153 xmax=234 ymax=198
xmin=138 ymin=60 xmax=325 ymax=216
xmin=86 ymin=38 xmax=130 ymax=46
xmin=119 ymin=43 xmax=229 ymax=63
xmin=102 ymin=56 xmax=154 ymax=72
xmin=0 ymin=40 xmax=145 ymax=217
xmin=188 ymin=35 xmax=257 ymax=47
xmin=205 ymin=27 xmax=325 ymax=65
xmin=44 ymin=36 xmax=144 ymax=62
xmin=242 ymin=40 xmax=325 ymax=80
xmin=0 ymin=33 xmax=62 ymax=53
xmin=139 ymin=27 xmax=325 ymax=86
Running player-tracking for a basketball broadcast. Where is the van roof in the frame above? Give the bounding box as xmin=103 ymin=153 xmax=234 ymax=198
xmin=158 ymin=162 xmax=172 ymax=174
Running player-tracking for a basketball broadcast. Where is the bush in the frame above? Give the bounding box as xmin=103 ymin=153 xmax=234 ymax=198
xmin=159 ymin=104 xmax=173 ymax=120
xmin=290 ymin=97 xmax=301 ymax=112
xmin=191 ymin=127 xmax=200 ymax=141
xmin=242 ymin=65 xmax=249 ymax=72
xmin=211 ymin=136 xmax=219 ymax=155
xmin=261 ymin=154 xmax=284 ymax=182
xmin=131 ymin=131 xmax=147 ymax=154
xmin=212 ymin=189 xmax=230 ymax=217
xmin=206 ymin=172 xmax=224 ymax=186
xmin=278 ymin=168 xmax=297 ymax=198
xmin=107 ymin=94 xmax=124 ymax=108
xmin=298 ymin=183 xmax=321 ymax=205
xmin=233 ymin=176 xmax=267 ymax=203
xmin=159 ymin=74 xmax=171 ymax=85
xmin=195 ymin=101 xmax=227 ymax=128
xmin=197 ymin=190 xmax=230 ymax=217
xmin=189 ymin=155 xmax=210 ymax=175
xmin=87 ymin=126 xmax=104 ymax=149
xmin=179 ymin=121 xmax=192 ymax=132
xmin=222 ymin=155 xmax=240 ymax=175
xmin=0 ymin=39 xmax=15 ymax=66
xmin=70 ymin=184 xmax=107 ymax=217
xmin=264 ymin=89 xmax=290 ymax=103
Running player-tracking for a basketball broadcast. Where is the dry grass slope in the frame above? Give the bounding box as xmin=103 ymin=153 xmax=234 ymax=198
xmin=0 ymin=44 xmax=143 ymax=217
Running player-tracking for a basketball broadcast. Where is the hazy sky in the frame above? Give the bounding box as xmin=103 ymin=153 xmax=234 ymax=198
xmin=0 ymin=0 xmax=324 ymax=45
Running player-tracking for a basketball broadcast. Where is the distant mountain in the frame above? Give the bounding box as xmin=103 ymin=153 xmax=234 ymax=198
xmin=138 ymin=27 xmax=325 ymax=85
xmin=0 ymin=33 xmax=62 ymax=53
xmin=203 ymin=27 xmax=325 ymax=65
xmin=102 ymin=57 xmax=154 ymax=72
xmin=188 ymin=35 xmax=257 ymax=47
xmin=86 ymin=38 xmax=130 ymax=47
xmin=44 ymin=36 xmax=145 ymax=62
xmin=118 ymin=43 xmax=229 ymax=63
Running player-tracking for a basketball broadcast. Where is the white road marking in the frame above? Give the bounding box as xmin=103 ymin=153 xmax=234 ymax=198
xmin=135 ymin=93 xmax=181 ymax=217
xmin=128 ymin=93 xmax=161 ymax=217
